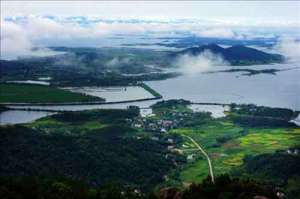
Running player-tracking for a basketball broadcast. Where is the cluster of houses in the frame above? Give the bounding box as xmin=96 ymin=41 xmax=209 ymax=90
xmin=131 ymin=117 xmax=199 ymax=162
xmin=131 ymin=107 xmax=195 ymax=133
xmin=286 ymin=148 xmax=299 ymax=155
xmin=128 ymin=106 xmax=200 ymax=162
xmin=131 ymin=117 xmax=179 ymax=132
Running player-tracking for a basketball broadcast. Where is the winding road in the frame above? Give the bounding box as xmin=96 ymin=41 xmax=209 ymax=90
xmin=183 ymin=135 xmax=215 ymax=184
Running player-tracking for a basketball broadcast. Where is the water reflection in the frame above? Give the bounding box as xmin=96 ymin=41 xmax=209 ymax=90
xmin=0 ymin=110 xmax=55 ymax=125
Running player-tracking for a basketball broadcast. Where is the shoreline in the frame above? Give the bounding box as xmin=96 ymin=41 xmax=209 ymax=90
xmin=0 ymin=82 xmax=163 ymax=106
xmin=2 ymin=101 xmax=299 ymax=113
xmin=0 ymin=96 xmax=162 ymax=106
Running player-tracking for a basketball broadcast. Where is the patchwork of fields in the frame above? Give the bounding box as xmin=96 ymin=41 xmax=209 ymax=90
xmin=170 ymin=121 xmax=300 ymax=184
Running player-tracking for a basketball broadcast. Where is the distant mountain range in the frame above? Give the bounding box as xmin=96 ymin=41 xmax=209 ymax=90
xmin=175 ymin=44 xmax=284 ymax=65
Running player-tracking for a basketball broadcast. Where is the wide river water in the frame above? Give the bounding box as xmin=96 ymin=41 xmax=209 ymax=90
xmin=147 ymin=62 xmax=300 ymax=110
xmin=1 ymin=62 xmax=299 ymax=125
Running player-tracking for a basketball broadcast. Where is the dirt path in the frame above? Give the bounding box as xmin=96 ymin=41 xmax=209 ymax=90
xmin=183 ymin=135 xmax=215 ymax=184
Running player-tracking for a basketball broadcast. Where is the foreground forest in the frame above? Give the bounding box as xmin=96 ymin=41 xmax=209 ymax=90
xmin=0 ymin=175 xmax=280 ymax=199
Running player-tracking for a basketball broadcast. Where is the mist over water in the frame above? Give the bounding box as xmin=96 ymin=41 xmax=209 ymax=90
xmin=273 ymin=37 xmax=300 ymax=62
xmin=175 ymin=50 xmax=229 ymax=75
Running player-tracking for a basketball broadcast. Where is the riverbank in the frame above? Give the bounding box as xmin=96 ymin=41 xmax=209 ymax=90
xmin=0 ymin=83 xmax=104 ymax=103
xmin=139 ymin=82 xmax=162 ymax=98
xmin=0 ymin=96 xmax=162 ymax=106
xmin=0 ymin=82 xmax=162 ymax=106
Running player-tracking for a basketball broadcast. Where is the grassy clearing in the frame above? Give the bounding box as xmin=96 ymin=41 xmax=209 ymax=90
xmin=0 ymin=83 xmax=103 ymax=103
xmin=28 ymin=116 xmax=108 ymax=136
xmin=180 ymin=160 xmax=208 ymax=183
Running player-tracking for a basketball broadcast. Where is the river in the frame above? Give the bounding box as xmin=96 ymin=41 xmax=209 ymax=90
xmin=0 ymin=110 xmax=55 ymax=125
xmin=147 ymin=62 xmax=300 ymax=110
xmin=1 ymin=62 xmax=299 ymax=125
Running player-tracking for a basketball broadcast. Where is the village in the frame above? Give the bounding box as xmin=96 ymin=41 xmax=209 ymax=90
xmin=126 ymin=105 xmax=207 ymax=163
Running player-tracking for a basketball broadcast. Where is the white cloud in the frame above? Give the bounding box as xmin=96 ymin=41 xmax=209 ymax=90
xmin=193 ymin=28 xmax=235 ymax=39
xmin=1 ymin=16 xmax=281 ymax=42
xmin=0 ymin=19 xmax=65 ymax=60
xmin=274 ymin=37 xmax=300 ymax=61
xmin=26 ymin=17 xmax=97 ymax=39
xmin=0 ymin=20 xmax=33 ymax=60
xmin=1 ymin=15 xmax=300 ymax=60
xmin=175 ymin=50 xmax=228 ymax=75
xmin=106 ymin=57 xmax=131 ymax=67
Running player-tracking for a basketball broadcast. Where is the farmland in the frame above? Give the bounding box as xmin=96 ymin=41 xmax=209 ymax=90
xmin=0 ymin=83 xmax=103 ymax=103
xmin=134 ymin=100 xmax=299 ymax=197
xmin=170 ymin=123 xmax=300 ymax=184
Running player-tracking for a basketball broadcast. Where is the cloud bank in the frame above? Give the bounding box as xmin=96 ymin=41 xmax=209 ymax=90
xmin=175 ymin=50 xmax=228 ymax=75
xmin=1 ymin=16 xmax=300 ymax=60
xmin=106 ymin=57 xmax=131 ymax=67
xmin=273 ymin=37 xmax=300 ymax=62
xmin=0 ymin=19 xmax=65 ymax=60
xmin=193 ymin=28 xmax=235 ymax=39
xmin=1 ymin=20 xmax=33 ymax=60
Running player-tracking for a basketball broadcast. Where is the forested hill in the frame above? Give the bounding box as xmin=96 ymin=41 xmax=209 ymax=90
xmin=0 ymin=174 xmax=280 ymax=199
xmin=175 ymin=44 xmax=284 ymax=65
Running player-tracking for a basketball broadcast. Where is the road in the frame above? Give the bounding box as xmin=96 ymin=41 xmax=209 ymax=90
xmin=183 ymin=135 xmax=215 ymax=184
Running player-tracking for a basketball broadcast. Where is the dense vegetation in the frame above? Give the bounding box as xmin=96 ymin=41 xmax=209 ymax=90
xmin=0 ymin=105 xmax=9 ymax=113
xmin=230 ymin=104 xmax=295 ymax=120
xmin=151 ymin=99 xmax=191 ymax=109
xmin=1 ymin=44 xmax=285 ymax=87
xmin=209 ymin=68 xmax=287 ymax=76
xmin=0 ymin=47 xmax=178 ymax=87
xmin=229 ymin=104 xmax=297 ymax=127
xmin=235 ymin=149 xmax=300 ymax=199
xmin=181 ymin=175 xmax=279 ymax=199
xmin=0 ymin=100 xmax=299 ymax=198
xmin=229 ymin=115 xmax=296 ymax=127
xmin=0 ymin=109 xmax=177 ymax=191
xmin=0 ymin=83 xmax=103 ymax=103
xmin=140 ymin=83 xmax=162 ymax=98
xmin=0 ymin=175 xmax=280 ymax=199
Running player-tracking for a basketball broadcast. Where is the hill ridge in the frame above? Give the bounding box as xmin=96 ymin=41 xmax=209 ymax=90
xmin=175 ymin=43 xmax=284 ymax=65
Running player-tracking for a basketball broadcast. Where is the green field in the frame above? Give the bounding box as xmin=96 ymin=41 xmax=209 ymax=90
xmin=144 ymin=100 xmax=300 ymax=187
xmin=169 ymin=121 xmax=300 ymax=184
xmin=27 ymin=116 xmax=109 ymax=136
xmin=0 ymin=83 xmax=103 ymax=103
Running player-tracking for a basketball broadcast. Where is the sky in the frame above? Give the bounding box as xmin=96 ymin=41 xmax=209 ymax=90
xmin=2 ymin=1 xmax=300 ymax=23
xmin=1 ymin=1 xmax=300 ymax=60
